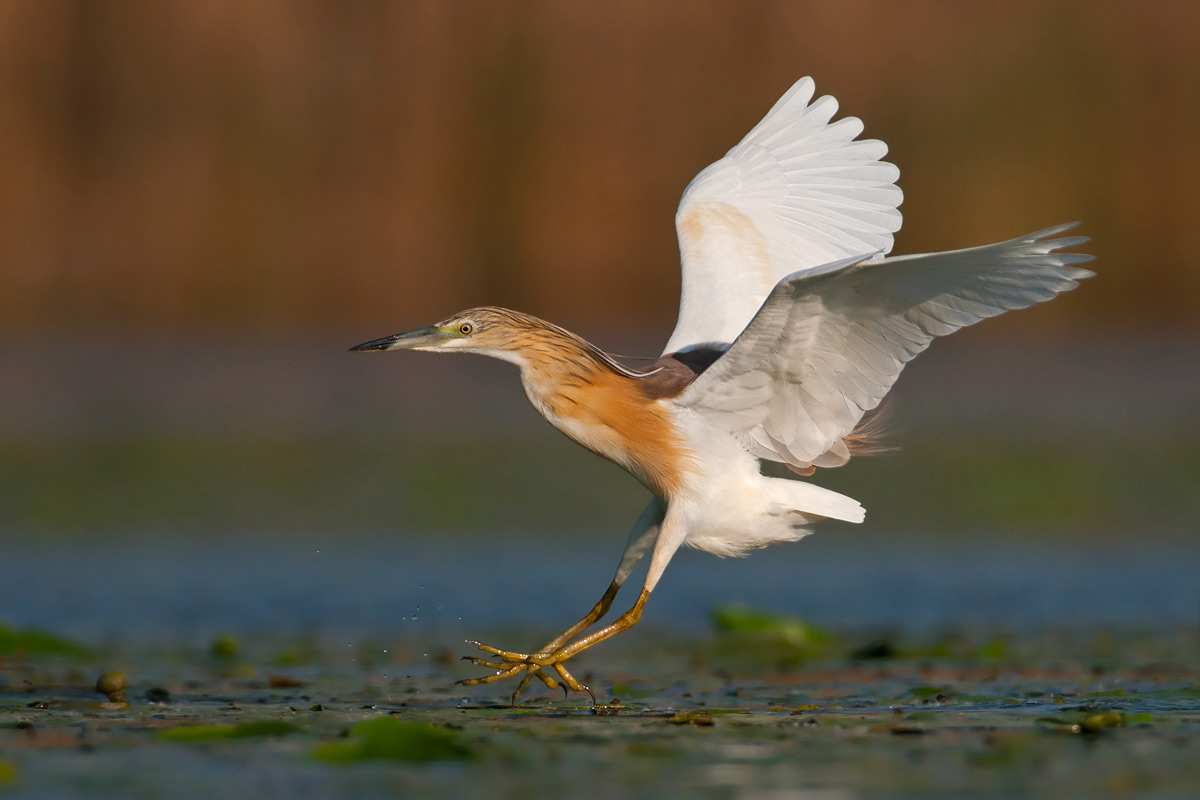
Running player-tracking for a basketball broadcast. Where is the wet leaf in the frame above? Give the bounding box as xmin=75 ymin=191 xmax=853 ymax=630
xmin=229 ymin=720 xmax=304 ymax=738
xmin=211 ymin=636 xmax=239 ymax=660
xmin=156 ymin=724 xmax=238 ymax=742
xmin=311 ymin=717 xmax=473 ymax=763
xmin=157 ymin=720 xmax=302 ymax=742
xmin=667 ymin=712 xmax=714 ymax=727
xmin=902 ymin=711 xmax=937 ymax=721
xmin=1036 ymin=710 xmax=1127 ymax=735
xmin=709 ymin=606 xmax=832 ymax=651
xmin=977 ymin=638 xmax=1008 ymax=659
xmin=1036 ymin=719 xmax=1083 ymax=734
xmin=1080 ymin=711 xmax=1125 ymax=733
xmin=0 ymin=625 xmax=89 ymax=658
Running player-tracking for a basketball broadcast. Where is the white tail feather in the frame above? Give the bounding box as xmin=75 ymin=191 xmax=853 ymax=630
xmin=766 ymin=477 xmax=865 ymax=524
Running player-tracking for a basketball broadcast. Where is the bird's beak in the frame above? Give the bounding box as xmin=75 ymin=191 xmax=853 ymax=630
xmin=348 ymin=326 xmax=449 ymax=352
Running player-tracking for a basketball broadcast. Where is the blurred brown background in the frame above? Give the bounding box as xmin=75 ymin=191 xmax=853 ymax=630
xmin=1 ymin=1 xmax=1198 ymax=543
xmin=2 ymin=0 xmax=1197 ymax=340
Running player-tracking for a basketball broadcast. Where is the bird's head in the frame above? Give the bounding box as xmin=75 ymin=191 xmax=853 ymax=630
xmin=349 ymin=307 xmax=547 ymax=364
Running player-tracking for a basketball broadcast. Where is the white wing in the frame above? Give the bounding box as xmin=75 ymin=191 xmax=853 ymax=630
xmin=665 ymin=76 xmax=903 ymax=355
xmin=675 ymin=225 xmax=1095 ymax=470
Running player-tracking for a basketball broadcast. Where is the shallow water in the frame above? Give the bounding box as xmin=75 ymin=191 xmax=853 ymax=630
xmin=9 ymin=527 xmax=1200 ymax=642
xmin=4 ymin=530 xmax=1198 ymax=644
xmin=3 ymin=531 xmax=1199 ymax=798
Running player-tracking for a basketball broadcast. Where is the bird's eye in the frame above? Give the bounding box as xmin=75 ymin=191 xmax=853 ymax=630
xmin=458 ymin=323 xmax=474 ymax=335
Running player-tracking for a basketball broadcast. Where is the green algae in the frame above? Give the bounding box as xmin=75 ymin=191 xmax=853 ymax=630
xmin=310 ymin=717 xmax=473 ymax=763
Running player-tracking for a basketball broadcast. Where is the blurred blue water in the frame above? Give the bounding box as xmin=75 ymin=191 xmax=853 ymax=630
xmin=6 ymin=529 xmax=1197 ymax=644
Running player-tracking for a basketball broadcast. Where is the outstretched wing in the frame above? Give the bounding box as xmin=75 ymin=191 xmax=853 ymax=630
xmin=675 ymin=225 xmax=1095 ymax=470
xmin=665 ymin=76 xmax=903 ymax=355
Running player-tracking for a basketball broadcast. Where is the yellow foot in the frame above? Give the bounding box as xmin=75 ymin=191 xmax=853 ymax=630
xmin=455 ymin=640 xmax=596 ymax=705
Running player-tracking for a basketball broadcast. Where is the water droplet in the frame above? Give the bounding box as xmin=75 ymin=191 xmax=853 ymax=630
xmin=412 ymin=615 xmax=419 ymax=621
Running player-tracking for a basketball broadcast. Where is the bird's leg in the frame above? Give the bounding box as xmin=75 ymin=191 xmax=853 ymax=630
xmin=466 ymin=579 xmax=622 ymax=665
xmin=530 ymin=500 xmax=662 ymax=656
xmin=541 ymin=588 xmax=650 ymax=664
xmin=514 ymin=509 xmax=681 ymax=694
xmin=535 ymin=579 xmax=621 ymax=656
xmin=456 ymin=501 xmax=666 ymax=704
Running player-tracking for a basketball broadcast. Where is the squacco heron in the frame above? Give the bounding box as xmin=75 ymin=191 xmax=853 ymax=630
xmin=352 ymin=77 xmax=1093 ymax=703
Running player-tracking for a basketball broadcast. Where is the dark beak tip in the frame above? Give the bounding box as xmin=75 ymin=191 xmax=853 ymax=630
xmin=349 ymin=334 xmax=402 ymax=353
xmin=349 ymin=327 xmax=442 ymax=353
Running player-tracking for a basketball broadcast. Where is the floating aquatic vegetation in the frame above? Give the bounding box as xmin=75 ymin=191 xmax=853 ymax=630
xmin=310 ymin=717 xmax=473 ymax=763
xmin=157 ymin=720 xmax=303 ymax=742
xmin=0 ymin=625 xmax=90 ymax=658
xmin=709 ymin=605 xmax=833 ymax=655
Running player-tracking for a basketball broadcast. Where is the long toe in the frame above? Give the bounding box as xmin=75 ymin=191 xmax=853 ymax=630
xmin=468 ymin=640 xmax=531 ymax=662
xmin=456 ymin=663 xmax=527 ymax=686
xmin=461 ymin=655 xmax=509 ymax=669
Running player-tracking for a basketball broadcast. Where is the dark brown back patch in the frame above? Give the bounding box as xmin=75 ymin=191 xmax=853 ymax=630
xmin=636 ymin=347 xmax=726 ymax=400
